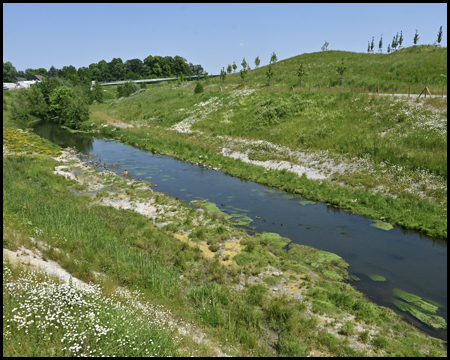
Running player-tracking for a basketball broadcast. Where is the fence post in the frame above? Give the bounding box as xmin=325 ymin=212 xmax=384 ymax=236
xmin=377 ymin=86 xmax=379 ymax=95
xmin=443 ymin=87 xmax=445 ymax=98
xmin=392 ymin=87 xmax=395 ymax=96
xmin=408 ymin=86 xmax=410 ymax=97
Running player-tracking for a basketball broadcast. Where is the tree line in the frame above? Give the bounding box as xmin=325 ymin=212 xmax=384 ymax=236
xmin=3 ymin=55 xmax=205 ymax=83
xmin=366 ymin=26 xmax=444 ymax=54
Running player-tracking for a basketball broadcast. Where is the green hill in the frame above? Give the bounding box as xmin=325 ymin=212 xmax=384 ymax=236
xmin=214 ymin=45 xmax=447 ymax=93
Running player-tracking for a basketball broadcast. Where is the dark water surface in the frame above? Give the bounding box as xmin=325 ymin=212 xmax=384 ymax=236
xmin=33 ymin=121 xmax=447 ymax=340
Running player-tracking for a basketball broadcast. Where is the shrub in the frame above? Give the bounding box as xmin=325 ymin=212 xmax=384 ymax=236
xmin=116 ymin=81 xmax=139 ymax=99
xmin=194 ymin=81 xmax=204 ymax=94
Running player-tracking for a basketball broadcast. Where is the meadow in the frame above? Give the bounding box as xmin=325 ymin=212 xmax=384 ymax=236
xmin=3 ymin=45 xmax=447 ymax=356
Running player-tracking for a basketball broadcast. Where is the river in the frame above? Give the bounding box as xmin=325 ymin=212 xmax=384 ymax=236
xmin=33 ymin=120 xmax=447 ymax=340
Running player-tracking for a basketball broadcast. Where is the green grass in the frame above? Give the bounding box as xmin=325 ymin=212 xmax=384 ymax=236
xmin=214 ymin=45 xmax=447 ymax=93
xmin=2 ymin=129 xmax=447 ymax=357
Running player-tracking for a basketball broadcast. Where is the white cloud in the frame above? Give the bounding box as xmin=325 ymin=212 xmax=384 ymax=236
xmin=239 ymin=43 xmax=244 ymax=47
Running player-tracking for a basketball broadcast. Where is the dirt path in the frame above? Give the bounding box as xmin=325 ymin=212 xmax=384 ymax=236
xmin=92 ymin=111 xmax=133 ymax=128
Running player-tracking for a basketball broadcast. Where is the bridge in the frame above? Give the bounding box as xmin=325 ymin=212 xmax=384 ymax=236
xmin=100 ymin=75 xmax=219 ymax=86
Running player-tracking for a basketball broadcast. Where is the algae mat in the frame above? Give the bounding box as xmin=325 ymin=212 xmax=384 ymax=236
xmin=392 ymin=288 xmax=446 ymax=329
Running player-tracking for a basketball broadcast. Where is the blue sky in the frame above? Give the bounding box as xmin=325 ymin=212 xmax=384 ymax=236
xmin=3 ymin=3 xmax=447 ymax=74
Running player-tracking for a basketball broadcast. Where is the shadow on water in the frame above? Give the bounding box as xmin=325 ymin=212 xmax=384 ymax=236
xmin=33 ymin=120 xmax=447 ymax=341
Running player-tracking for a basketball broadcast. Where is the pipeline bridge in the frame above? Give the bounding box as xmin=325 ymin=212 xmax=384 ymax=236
xmin=100 ymin=75 xmax=219 ymax=86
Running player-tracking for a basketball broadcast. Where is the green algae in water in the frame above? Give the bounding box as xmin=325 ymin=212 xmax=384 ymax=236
xmin=392 ymin=288 xmax=422 ymax=303
xmin=180 ymin=189 xmax=186 ymax=191
xmin=393 ymin=300 xmax=447 ymax=329
xmin=370 ymin=221 xmax=394 ymax=231
xmin=287 ymin=243 xmax=349 ymax=280
xmin=283 ymin=194 xmax=299 ymax=200
xmin=392 ymin=288 xmax=439 ymax=313
xmin=191 ymin=200 xmax=219 ymax=213
xmin=260 ymin=232 xmax=290 ymax=250
xmin=226 ymin=214 xmax=253 ymax=226
xmin=350 ymin=275 xmax=361 ymax=281
xmin=265 ymin=189 xmax=278 ymax=194
xmin=299 ymin=200 xmax=316 ymax=206
xmin=367 ymin=274 xmax=387 ymax=282
xmin=224 ymin=205 xmax=249 ymax=213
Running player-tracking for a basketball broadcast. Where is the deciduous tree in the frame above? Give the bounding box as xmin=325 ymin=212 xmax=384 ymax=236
xmin=266 ymin=64 xmax=274 ymax=86
xmin=321 ymin=40 xmax=329 ymax=51
xmin=270 ymin=52 xmax=278 ymax=65
xmin=437 ymin=26 xmax=443 ymax=44
xmin=254 ymin=56 xmax=260 ymax=68
xmin=220 ymin=67 xmax=226 ymax=85
xmin=295 ymin=62 xmax=307 ymax=86
xmin=337 ymin=58 xmax=347 ymax=77
xmin=240 ymin=58 xmax=248 ymax=85
xmin=3 ymin=61 xmax=17 ymax=82
xmin=232 ymin=62 xmax=237 ymax=73
xmin=413 ymin=29 xmax=419 ymax=45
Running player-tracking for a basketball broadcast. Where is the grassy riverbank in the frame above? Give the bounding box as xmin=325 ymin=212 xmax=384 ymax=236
xmin=3 ymin=125 xmax=447 ymax=356
xmin=84 ymin=81 xmax=447 ymax=238
xmin=74 ymin=46 xmax=446 ymax=239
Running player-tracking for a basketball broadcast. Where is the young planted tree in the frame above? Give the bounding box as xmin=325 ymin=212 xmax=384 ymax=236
xmin=379 ymin=34 xmax=383 ymax=53
xmin=367 ymin=41 xmax=371 ymax=53
xmin=270 ymin=52 xmax=278 ymax=65
xmin=227 ymin=64 xmax=232 ymax=75
xmin=240 ymin=58 xmax=248 ymax=85
xmin=265 ymin=64 xmax=274 ymax=86
xmin=413 ymin=29 xmax=419 ymax=46
xmin=336 ymin=58 xmax=347 ymax=85
xmin=220 ymin=67 xmax=226 ymax=85
xmin=437 ymin=26 xmax=443 ymax=45
xmin=295 ymin=62 xmax=307 ymax=86
xmin=391 ymin=36 xmax=397 ymax=51
xmin=232 ymin=62 xmax=237 ymax=73
xmin=395 ymin=32 xmax=399 ymax=49
xmin=387 ymin=44 xmax=391 ymax=54
xmin=371 ymin=36 xmax=375 ymax=53
xmin=399 ymin=31 xmax=404 ymax=48
xmin=321 ymin=40 xmax=329 ymax=51
xmin=254 ymin=56 xmax=260 ymax=68
xmin=203 ymin=71 xmax=209 ymax=83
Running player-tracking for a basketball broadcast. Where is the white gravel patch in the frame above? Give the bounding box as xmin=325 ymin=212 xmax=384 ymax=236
xmin=221 ymin=148 xmax=328 ymax=180
xmin=3 ymin=246 xmax=92 ymax=291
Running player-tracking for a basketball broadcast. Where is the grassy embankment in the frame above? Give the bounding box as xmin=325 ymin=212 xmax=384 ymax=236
xmin=81 ymin=46 xmax=447 ymax=238
xmin=3 ymin=123 xmax=447 ymax=357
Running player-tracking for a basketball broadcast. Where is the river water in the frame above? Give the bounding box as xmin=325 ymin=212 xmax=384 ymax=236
xmin=33 ymin=121 xmax=447 ymax=340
